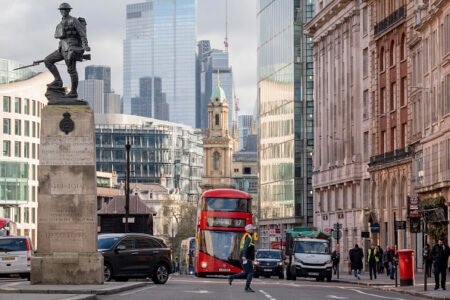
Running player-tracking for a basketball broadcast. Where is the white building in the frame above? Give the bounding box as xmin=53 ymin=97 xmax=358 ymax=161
xmin=0 ymin=68 xmax=51 ymax=247
xmin=79 ymin=79 xmax=104 ymax=114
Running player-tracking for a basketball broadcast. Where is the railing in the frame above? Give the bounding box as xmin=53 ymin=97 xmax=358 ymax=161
xmin=369 ymin=146 xmax=412 ymax=167
xmin=374 ymin=5 xmax=406 ymax=36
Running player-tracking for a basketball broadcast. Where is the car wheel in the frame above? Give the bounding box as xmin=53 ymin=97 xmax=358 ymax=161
xmin=316 ymin=277 xmax=320 ymax=282
xmin=286 ymin=268 xmax=291 ymax=280
xmin=279 ymin=272 xmax=284 ymax=279
xmin=291 ymin=269 xmax=296 ymax=280
xmin=153 ymin=263 xmax=169 ymax=284
xmin=104 ymin=263 xmax=113 ymax=282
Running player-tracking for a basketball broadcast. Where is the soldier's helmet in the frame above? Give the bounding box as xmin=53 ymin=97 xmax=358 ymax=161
xmin=58 ymin=3 xmax=72 ymax=10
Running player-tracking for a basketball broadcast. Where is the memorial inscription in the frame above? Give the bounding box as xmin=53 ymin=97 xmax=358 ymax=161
xmin=40 ymin=136 xmax=94 ymax=165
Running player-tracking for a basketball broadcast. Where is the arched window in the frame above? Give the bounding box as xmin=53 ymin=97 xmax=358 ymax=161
xmin=400 ymin=34 xmax=406 ymax=61
xmin=213 ymin=152 xmax=220 ymax=170
xmin=379 ymin=47 xmax=385 ymax=72
xmin=215 ymin=114 xmax=219 ymax=126
xmin=390 ymin=40 xmax=395 ymax=66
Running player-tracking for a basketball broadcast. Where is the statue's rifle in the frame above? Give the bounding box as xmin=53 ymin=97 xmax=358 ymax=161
xmin=12 ymin=54 xmax=91 ymax=71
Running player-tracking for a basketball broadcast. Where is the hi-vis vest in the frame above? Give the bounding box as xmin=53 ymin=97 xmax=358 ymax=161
xmin=368 ymin=248 xmax=379 ymax=263
xmin=240 ymin=233 xmax=254 ymax=249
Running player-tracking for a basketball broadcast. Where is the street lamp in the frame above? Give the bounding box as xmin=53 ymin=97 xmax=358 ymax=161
xmin=125 ymin=142 xmax=131 ymax=233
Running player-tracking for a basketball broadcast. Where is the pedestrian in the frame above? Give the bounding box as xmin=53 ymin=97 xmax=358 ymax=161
xmin=382 ymin=246 xmax=390 ymax=276
xmin=367 ymin=244 xmax=378 ymax=280
xmin=331 ymin=250 xmax=340 ymax=275
xmin=349 ymin=244 xmax=363 ymax=280
xmin=376 ymin=246 xmax=383 ymax=274
xmin=424 ymin=243 xmax=433 ymax=278
xmin=228 ymin=224 xmax=256 ymax=292
xmin=431 ymin=238 xmax=450 ymax=290
xmin=387 ymin=246 xmax=395 ymax=280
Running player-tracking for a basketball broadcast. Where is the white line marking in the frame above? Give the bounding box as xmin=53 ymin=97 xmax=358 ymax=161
xmin=117 ymin=285 xmax=155 ymax=296
xmin=326 ymin=296 xmax=348 ymax=299
xmin=347 ymin=288 xmax=405 ymax=300
xmin=260 ymin=289 xmax=277 ymax=300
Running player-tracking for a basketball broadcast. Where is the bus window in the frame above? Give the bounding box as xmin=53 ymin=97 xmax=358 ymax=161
xmin=203 ymin=198 xmax=250 ymax=213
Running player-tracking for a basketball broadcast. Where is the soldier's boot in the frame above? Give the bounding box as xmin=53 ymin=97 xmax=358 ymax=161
xmin=64 ymin=74 xmax=78 ymax=98
xmin=46 ymin=65 xmax=63 ymax=88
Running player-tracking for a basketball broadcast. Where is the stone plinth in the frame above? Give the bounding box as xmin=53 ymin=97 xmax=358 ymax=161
xmin=31 ymin=104 xmax=103 ymax=285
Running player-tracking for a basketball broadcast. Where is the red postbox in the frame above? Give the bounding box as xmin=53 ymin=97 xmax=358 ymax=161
xmin=398 ymin=249 xmax=415 ymax=286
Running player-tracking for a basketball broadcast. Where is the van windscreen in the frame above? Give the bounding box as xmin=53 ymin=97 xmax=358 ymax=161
xmin=0 ymin=239 xmax=27 ymax=252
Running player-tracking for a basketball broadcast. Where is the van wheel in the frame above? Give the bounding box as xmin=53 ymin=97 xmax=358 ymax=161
xmin=20 ymin=274 xmax=30 ymax=281
xmin=152 ymin=263 xmax=169 ymax=284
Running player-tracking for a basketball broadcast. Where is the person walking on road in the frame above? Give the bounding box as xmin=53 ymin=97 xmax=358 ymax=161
xmin=349 ymin=244 xmax=363 ymax=280
xmin=228 ymin=224 xmax=256 ymax=292
xmin=382 ymin=247 xmax=390 ymax=276
xmin=367 ymin=244 xmax=378 ymax=280
xmin=376 ymin=246 xmax=383 ymax=274
xmin=331 ymin=250 xmax=340 ymax=275
xmin=431 ymin=238 xmax=450 ymax=290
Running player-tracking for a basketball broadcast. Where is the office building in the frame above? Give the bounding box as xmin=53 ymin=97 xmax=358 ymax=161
xmin=85 ymin=65 xmax=111 ymax=93
xmin=123 ymin=0 xmax=196 ymax=126
xmin=257 ymin=0 xmax=314 ymax=249
xmin=95 ymin=114 xmax=203 ymax=202
xmin=0 ymin=66 xmax=50 ymax=247
xmin=104 ymin=93 xmax=121 ymax=114
xmin=79 ymin=79 xmax=104 ymax=114
xmin=238 ymin=115 xmax=253 ymax=150
xmin=196 ymin=41 xmax=234 ymax=130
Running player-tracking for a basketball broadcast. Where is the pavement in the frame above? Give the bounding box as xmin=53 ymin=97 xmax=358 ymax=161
xmin=334 ymin=270 xmax=450 ymax=299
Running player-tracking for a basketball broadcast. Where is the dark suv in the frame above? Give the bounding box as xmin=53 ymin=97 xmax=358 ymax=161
xmin=98 ymin=233 xmax=173 ymax=284
xmin=254 ymin=249 xmax=284 ymax=279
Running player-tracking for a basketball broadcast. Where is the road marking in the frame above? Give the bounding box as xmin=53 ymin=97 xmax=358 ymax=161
xmin=326 ymin=296 xmax=348 ymax=299
xmin=260 ymin=289 xmax=277 ymax=300
xmin=117 ymin=285 xmax=155 ymax=296
xmin=346 ymin=288 xmax=405 ymax=300
xmin=185 ymin=290 xmax=211 ymax=294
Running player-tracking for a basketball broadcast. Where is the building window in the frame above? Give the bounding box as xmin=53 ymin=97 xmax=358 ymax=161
xmin=392 ymin=127 xmax=397 ymax=151
xmin=363 ymin=48 xmax=368 ymax=77
xmin=390 ymin=40 xmax=395 ymax=66
xmin=24 ymin=208 xmax=29 ymax=223
xmin=32 ymin=122 xmax=36 ymax=138
xmin=3 ymin=118 xmax=10 ymax=134
xmin=401 ymin=124 xmax=406 ymax=148
xmin=234 ymin=168 xmax=239 ymax=173
xmin=423 ymin=38 xmax=428 ymax=73
xmin=14 ymin=208 xmax=20 ymax=223
xmin=14 ymin=97 xmax=21 ymax=113
xmin=363 ymin=131 xmax=369 ymax=160
xmin=381 ymin=131 xmax=387 ymax=153
xmin=24 ymin=142 xmax=29 ymax=158
xmin=32 ymin=186 xmax=36 ymax=202
xmin=15 ymin=119 xmax=21 ymax=135
xmin=362 ymin=6 xmax=368 ymax=35
xmin=24 ymin=121 xmax=29 ymax=136
xmin=213 ymin=152 xmax=220 ymax=170
xmin=243 ymin=167 xmax=251 ymax=175
xmin=3 ymin=207 xmax=10 ymax=218
xmin=24 ymin=99 xmax=29 ymax=114
xmin=391 ymin=82 xmax=396 ymax=110
xmin=3 ymin=96 xmax=10 ymax=112
xmin=400 ymin=77 xmax=406 ymax=106
xmin=379 ymin=47 xmax=385 ymax=72
xmin=3 ymin=141 xmax=10 ymax=157
xmin=400 ymin=34 xmax=406 ymax=60
xmin=363 ymin=90 xmax=369 ymax=119
xmin=32 ymin=208 xmax=36 ymax=223
xmin=32 ymin=143 xmax=36 ymax=159
xmin=215 ymin=114 xmax=219 ymax=126
xmin=380 ymin=88 xmax=386 ymax=113
xmin=14 ymin=141 xmax=21 ymax=157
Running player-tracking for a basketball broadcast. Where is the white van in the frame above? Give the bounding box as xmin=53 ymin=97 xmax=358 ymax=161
xmin=0 ymin=236 xmax=33 ymax=279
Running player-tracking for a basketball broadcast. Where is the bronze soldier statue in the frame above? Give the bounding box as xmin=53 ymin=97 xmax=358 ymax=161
xmin=44 ymin=3 xmax=90 ymax=98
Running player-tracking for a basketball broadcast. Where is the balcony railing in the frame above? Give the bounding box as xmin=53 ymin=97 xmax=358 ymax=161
xmin=369 ymin=146 xmax=412 ymax=168
xmin=374 ymin=5 xmax=406 ymax=36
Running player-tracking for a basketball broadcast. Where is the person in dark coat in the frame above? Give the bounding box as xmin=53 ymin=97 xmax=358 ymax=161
xmin=431 ymin=239 xmax=450 ymax=290
xmin=349 ymin=244 xmax=364 ymax=280
xmin=424 ymin=243 xmax=433 ymax=278
xmin=382 ymin=246 xmax=390 ymax=276
xmin=331 ymin=250 xmax=340 ymax=275
xmin=376 ymin=246 xmax=383 ymax=274
xmin=387 ymin=246 xmax=395 ymax=279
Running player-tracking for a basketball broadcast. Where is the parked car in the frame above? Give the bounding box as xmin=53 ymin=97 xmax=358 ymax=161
xmin=253 ymin=249 xmax=284 ymax=279
xmin=0 ymin=236 xmax=33 ymax=279
xmin=98 ymin=233 xmax=173 ymax=284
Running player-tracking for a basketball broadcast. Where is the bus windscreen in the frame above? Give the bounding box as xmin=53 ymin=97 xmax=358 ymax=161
xmin=203 ymin=197 xmax=250 ymax=213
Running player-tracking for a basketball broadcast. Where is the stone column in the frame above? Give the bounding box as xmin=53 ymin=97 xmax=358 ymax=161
xmin=31 ymin=105 xmax=103 ymax=285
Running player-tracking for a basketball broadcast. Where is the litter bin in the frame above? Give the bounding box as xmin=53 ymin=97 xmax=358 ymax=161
xmin=398 ymin=249 xmax=414 ymax=286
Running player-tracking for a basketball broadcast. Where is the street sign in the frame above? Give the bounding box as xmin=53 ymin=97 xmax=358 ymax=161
xmin=333 ymin=223 xmax=343 ymax=230
xmin=332 ymin=230 xmax=342 ymax=240
xmin=395 ymin=221 xmax=406 ymax=230
xmin=410 ymin=217 xmax=421 ymax=233
xmin=370 ymin=223 xmax=380 ymax=233
xmin=361 ymin=232 xmax=370 ymax=238
xmin=408 ymin=195 xmax=420 ymax=217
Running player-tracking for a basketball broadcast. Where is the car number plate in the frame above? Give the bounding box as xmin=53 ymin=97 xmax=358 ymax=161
xmin=308 ymin=272 xmax=319 ymax=276
xmin=264 ymin=269 xmax=272 ymax=272
xmin=2 ymin=257 xmax=15 ymax=261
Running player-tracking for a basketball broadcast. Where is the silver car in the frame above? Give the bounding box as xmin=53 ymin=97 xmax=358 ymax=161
xmin=0 ymin=236 xmax=33 ymax=279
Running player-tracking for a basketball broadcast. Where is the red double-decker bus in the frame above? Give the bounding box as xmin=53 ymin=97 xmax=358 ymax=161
xmin=194 ymin=189 xmax=253 ymax=277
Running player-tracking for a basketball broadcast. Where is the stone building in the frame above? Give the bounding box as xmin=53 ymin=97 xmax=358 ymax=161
xmin=201 ymin=76 xmax=234 ymax=191
xmin=306 ymin=0 xmax=371 ymax=266
xmin=366 ymin=0 xmax=414 ymax=252
xmin=409 ymin=0 xmax=450 ymax=249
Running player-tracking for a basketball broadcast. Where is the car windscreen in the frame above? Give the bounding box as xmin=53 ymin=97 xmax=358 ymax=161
xmin=203 ymin=197 xmax=250 ymax=212
xmin=0 ymin=238 xmax=27 ymax=252
xmin=98 ymin=236 xmax=121 ymax=250
xmin=256 ymin=251 xmax=281 ymax=259
xmin=295 ymin=241 xmax=330 ymax=254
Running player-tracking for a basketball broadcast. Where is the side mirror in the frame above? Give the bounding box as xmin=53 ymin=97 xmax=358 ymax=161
xmin=115 ymin=244 xmax=126 ymax=252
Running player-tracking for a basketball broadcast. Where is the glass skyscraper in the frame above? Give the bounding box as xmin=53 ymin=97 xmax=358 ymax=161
xmin=257 ymin=0 xmax=314 ymax=248
xmin=123 ymin=0 xmax=196 ymax=127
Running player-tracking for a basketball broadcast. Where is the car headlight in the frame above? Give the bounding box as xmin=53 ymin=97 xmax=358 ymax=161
xmin=278 ymin=262 xmax=283 ymax=266
xmin=254 ymin=261 xmax=259 ymax=265
xmin=326 ymin=259 xmax=332 ymax=264
xmin=201 ymin=262 xmax=207 ymax=269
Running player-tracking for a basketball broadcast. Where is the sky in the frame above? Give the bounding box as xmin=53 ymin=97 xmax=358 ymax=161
xmin=0 ymin=0 xmax=257 ymax=116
